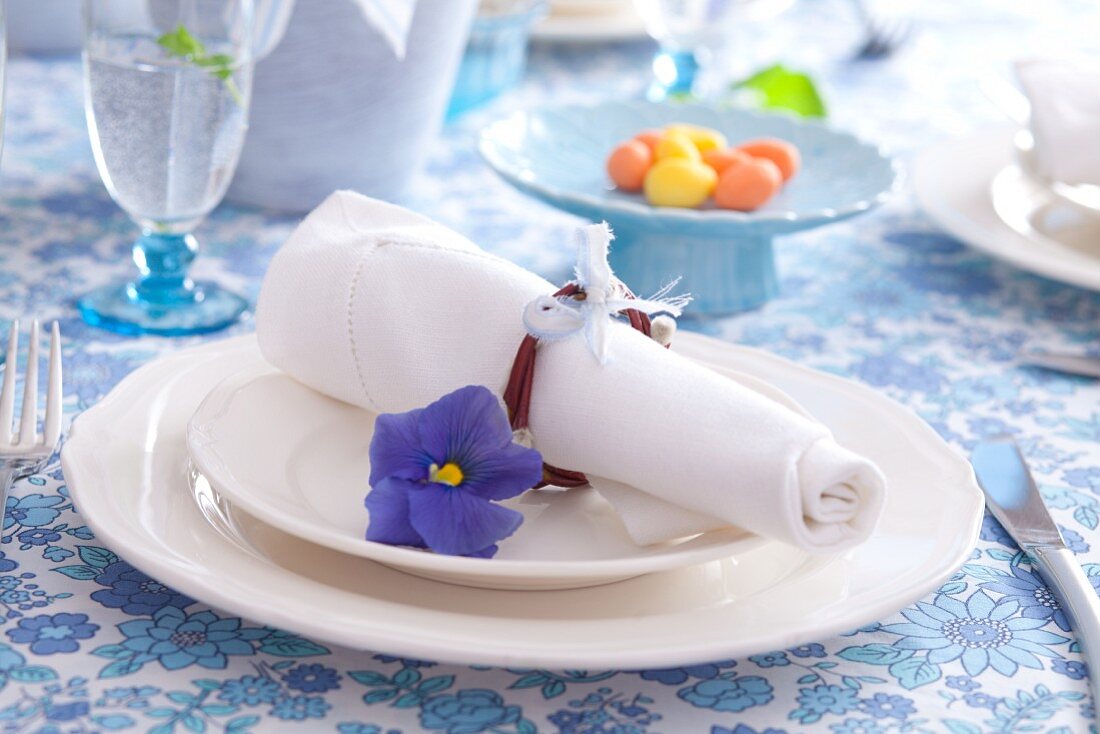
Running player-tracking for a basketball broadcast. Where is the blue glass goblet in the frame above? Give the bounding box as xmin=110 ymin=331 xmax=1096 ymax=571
xmin=78 ymin=0 xmax=253 ymax=336
xmin=633 ymin=0 xmax=792 ymax=101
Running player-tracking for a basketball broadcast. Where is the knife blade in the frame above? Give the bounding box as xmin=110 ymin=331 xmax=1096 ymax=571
xmin=1021 ymin=351 xmax=1100 ymax=379
xmin=972 ymin=436 xmax=1100 ymax=706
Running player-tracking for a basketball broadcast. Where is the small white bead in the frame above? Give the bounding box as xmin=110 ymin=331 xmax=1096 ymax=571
xmin=512 ymin=427 xmax=535 ymax=448
xmin=651 ymin=315 xmax=677 ymax=347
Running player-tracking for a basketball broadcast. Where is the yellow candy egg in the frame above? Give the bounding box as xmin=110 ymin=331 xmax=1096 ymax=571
xmin=654 ymin=132 xmax=701 ymax=161
xmin=665 ymin=124 xmax=729 ymax=154
xmin=644 ymin=158 xmax=718 ymax=208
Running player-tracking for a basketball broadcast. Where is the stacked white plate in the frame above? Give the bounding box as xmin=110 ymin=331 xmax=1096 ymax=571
xmin=916 ymin=126 xmax=1100 ymax=292
xmin=61 ymin=333 xmax=982 ymax=667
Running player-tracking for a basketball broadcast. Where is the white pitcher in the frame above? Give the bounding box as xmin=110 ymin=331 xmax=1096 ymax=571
xmin=226 ymin=0 xmax=477 ymax=213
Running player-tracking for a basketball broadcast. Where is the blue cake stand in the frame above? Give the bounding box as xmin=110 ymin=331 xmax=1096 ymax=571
xmin=479 ymin=101 xmax=901 ymax=316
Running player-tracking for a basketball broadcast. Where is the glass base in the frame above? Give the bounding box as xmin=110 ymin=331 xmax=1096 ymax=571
xmin=77 ymin=280 xmax=248 ymax=337
xmin=647 ymin=48 xmax=703 ymax=102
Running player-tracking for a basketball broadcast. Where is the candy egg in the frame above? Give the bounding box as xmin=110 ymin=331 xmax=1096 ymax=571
xmin=715 ymin=158 xmax=782 ymax=211
xmin=633 ymin=129 xmax=664 ymax=155
xmin=702 ymin=148 xmax=752 ymax=176
xmin=606 ymin=139 xmax=653 ymax=192
xmin=654 ymin=132 xmax=701 ymax=161
xmin=665 ymin=124 xmax=729 ymax=154
xmin=644 ymin=158 xmax=717 ymax=208
xmin=737 ymin=138 xmax=801 ymax=181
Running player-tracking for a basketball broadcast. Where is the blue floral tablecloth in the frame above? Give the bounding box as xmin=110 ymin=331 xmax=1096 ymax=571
xmin=4 ymin=1 xmax=1100 ymax=732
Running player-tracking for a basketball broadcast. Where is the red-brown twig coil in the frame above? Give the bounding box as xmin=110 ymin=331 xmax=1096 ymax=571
xmin=503 ymin=283 xmax=659 ymax=488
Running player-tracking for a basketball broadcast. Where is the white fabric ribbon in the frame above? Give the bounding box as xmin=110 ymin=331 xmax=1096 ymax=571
xmin=522 ymin=223 xmax=691 ymax=364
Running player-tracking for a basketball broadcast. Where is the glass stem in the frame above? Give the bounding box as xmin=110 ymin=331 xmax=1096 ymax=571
xmin=132 ymin=230 xmax=198 ymax=304
xmin=648 ymin=46 xmax=703 ymax=101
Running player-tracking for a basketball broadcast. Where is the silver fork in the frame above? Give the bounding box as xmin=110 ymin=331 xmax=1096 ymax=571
xmin=851 ymin=0 xmax=912 ymax=59
xmin=0 ymin=321 xmax=62 ymax=510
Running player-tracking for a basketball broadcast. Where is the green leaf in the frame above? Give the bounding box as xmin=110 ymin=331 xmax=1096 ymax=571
xmin=417 ymin=675 xmax=454 ymax=694
xmin=393 ymin=692 xmax=423 ymax=708
xmin=53 ymin=565 xmax=100 ymax=580
xmin=888 ymin=657 xmax=941 ymax=690
xmin=838 ymin=644 xmax=913 ymax=666
xmin=348 ymin=670 xmax=390 ymax=687
xmin=156 ymin=24 xmax=241 ymax=103
xmin=510 ymin=672 xmax=548 ymax=690
xmin=732 ymin=64 xmax=827 ymax=118
xmin=942 ymin=719 xmax=982 ymax=734
xmin=167 ymin=692 xmax=196 ymax=705
xmin=77 ymin=545 xmax=119 ymax=568
xmin=987 ymin=548 xmax=1018 ymax=562
xmin=92 ymin=714 xmax=136 ymax=729
xmin=1075 ymin=504 xmax=1099 ymax=530
xmin=9 ymin=666 xmax=57 ymax=683
xmin=542 ymin=679 xmax=566 ymax=699
xmin=938 ymin=580 xmax=967 ymax=596
xmin=226 ymin=716 xmax=260 ymax=732
xmin=517 ymin=719 xmax=538 ymax=734
xmin=258 ymin=636 xmax=329 ymax=657
xmin=157 ymin=24 xmax=205 ymax=59
xmin=100 ymin=657 xmax=146 ymax=678
xmin=393 ymin=667 xmax=421 ymax=687
xmin=362 ymin=688 xmax=398 ymax=704
xmin=92 ymin=644 xmax=134 ymax=660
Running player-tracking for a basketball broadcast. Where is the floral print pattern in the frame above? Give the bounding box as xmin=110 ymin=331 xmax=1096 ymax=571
xmin=1 ymin=1 xmax=1099 ymax=731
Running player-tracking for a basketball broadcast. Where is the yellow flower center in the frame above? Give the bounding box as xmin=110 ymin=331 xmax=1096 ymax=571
xmin=430 ymin=462 xmax=464 ymax=486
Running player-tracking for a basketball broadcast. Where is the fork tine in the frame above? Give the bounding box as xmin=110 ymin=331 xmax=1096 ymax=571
xmin=18 ymin=320 xmax=39 ymax=446
xmin=43 ymin=322 xmax=62 ymax=449
xmin=0 ymin=322 xmax=18 ymax=444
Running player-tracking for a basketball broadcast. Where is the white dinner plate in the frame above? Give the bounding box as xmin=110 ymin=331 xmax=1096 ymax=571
xmin=61 ymin=335 xmax=982 ymax=668
xmin=915 ymin=126 xmax=1100 ymax=293
xmin=186 ymin=361 xmax=808 ymax=591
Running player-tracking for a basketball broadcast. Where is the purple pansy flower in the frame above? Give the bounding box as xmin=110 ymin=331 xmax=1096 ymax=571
xmin=365 ymin=385 xmax=543 ymax=557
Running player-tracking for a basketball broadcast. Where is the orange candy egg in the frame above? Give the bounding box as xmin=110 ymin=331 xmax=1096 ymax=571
xmin=702 ymin=148 xmax=752 ymax=176
xmin=715 ymin=158 xmax=782 ymax=211
xmin=633 ymin=129 xmax=664 ymax=155
xmin=606 ymin=140 xmax=653 ymax=192
xmin=737 ymin=138 xmax=801 ymax=182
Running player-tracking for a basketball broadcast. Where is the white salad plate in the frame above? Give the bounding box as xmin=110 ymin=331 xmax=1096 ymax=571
xmin=186 ymin=359 xmax=808 ymax=591
xmin=61 ymin=335 xmax=982 ymax=668
xmin=915 ymin=126 xmax=1100 ymax=293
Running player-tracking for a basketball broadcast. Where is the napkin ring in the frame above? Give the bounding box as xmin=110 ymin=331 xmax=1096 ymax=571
xmin=503 ymin=282 xmax=672 ymax=488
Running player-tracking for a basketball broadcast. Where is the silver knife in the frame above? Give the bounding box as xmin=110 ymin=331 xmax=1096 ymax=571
xmin=1021 ymin=351 xmax=1100 ymax=380
xmin=972 ymin=436 xmax=1100 ymax=705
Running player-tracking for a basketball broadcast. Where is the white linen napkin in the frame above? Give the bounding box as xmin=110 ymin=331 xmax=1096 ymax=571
xmin=1016 ymin=58 xmax=1100 ymax=186
xmin=255 ymin=191 xmax=886 ymax=553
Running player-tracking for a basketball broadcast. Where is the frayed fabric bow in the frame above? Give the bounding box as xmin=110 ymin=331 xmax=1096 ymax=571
xmin=521 ymin=222 xmax=691 ymax=364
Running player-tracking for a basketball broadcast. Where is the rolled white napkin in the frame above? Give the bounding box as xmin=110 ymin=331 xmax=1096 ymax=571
xmin=1016 ymin=58 xmax=1100 ymax=186
xmin=256 ymin=191 xmax=886 ymax=553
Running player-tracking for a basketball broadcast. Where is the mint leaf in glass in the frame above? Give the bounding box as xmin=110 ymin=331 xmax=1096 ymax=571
xmin=156 ymin=24 xmax=243 ymax=106
xmin=731 ymin=64 xmax=827 ymax=119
